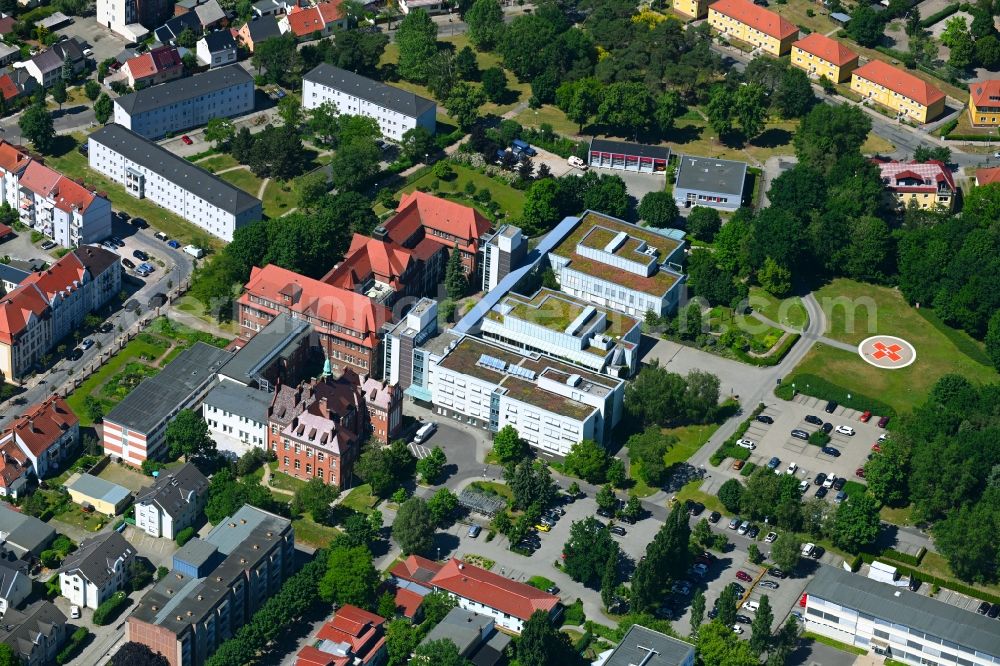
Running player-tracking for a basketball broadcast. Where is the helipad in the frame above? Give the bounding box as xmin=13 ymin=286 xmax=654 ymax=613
xmin=857 ymin=335 xmax=916 ymax=369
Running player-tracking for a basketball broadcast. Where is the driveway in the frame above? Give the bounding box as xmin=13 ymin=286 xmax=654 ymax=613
xmin=55 ymin=19 xmax=127 ymax=66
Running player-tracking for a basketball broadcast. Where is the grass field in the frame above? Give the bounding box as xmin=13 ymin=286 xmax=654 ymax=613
xmin=803 ymin=632 xmax=868 ymax=656
xmin=749 ymin=288 xmax=809 ymax=330
xmin=197 ymin=154 xmax=241 ymax=173
xmin=292 ymin=515 xmax=341 ymax=549
xmin=262 ymin=180 xmax=298 ymax=218
xmin=219 ymin=168 xmax=264 ymax=196
xmin=97 ymin=464 xmax=150 ymax=491
xmin=879 ymin=504 xmax=916 ymax=526
xmin=267 ymin=463 xmax=309 ymax=493
xmin=340 ymin=484 xmax=379 ymax=514
xmin=399 ymin=163 xmax=525 ymax=218
xmin=770 ymin=0 xmax=837 ymax=34
xmin=45 ymin=135 xmax=224 ymax=251
xmin=673 ymin=478 xmax=726 ymax=515
xmin=632 ymin=423 xmax=722 ymax=496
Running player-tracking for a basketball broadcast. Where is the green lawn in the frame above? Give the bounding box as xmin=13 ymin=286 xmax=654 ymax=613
xmin=262 ymin=180 xmax=298 ymax=219
xmin=340 ymin=484 xmax=379 ymax=514
xmin=632 ymin=424 xmax=720 ymax=497
xmin=44 ymin=135 xmax=225 ymax=251
xmin=53 ymin=506 xmax=109 ymax=533
xmin=267 ymin=463 xmax=309 ymax=493
xmin=879 ymin=504 xmax=916 ymax=526
xmin=196 ymin=154 xmax=241 ymax=173
xmin=673 ymin=479 xmax=726 ymax=515
xmin=219 ymin=168 xmax=264 ymax=196
xmin=292 ymin=515 xmax=341 ymax=549
xmin=97 ymin=463 xmax=150 ymax=492
xmin=788 ymin=279 xmax=999 ymax=413
xmin=803 ymin=632 xmax=868 ymax=656
xmin=749 ymin=287 xmax=808 ymax=330
xmin=468 ymin=480 xmax=513 ymax=501
xmin=400 ymin=163 xmax=525 ymax=219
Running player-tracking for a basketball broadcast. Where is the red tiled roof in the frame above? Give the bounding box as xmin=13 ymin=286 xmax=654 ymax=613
xmin=709 ymin=0 xmax=798 ymax=40
xmin=0 ymin=223 xmax=11 ymax=238
xmin=0 ymin=75 xmax=18 ymax=102
xmin=18 ymin=160 xmax=60 ymax=198
xmin=21 ymin=252 xmax=88 ymax=301
xmin=390 ymin=192 xmax=492 ymax=253
xmin=0 ymin=284 xmax=49 ymax=345
xmin=430 ymin=558 xmax=559 ymax=622
xmin=976 ymin=166 xmax=1000 ymax=186
xmin=284 ymin=0 xmax=343 ymax=36
xmin=241 ymin=264 xmax=392 ymax=348
xmin=0 ymin=141 xmax=30 ymax=174
xmin=0 ymin=17 xmax=15 ymax=35
xmin=295 ymin=604 xmax=385 ymax=666
xmin=793 ymin=33 xmax=857 ymax=67
xmin=873 ymin=159 xmax=956 ymax=194
xmin=126 ymin=46 xmax=182 ymax=80
xmin=322 ymin=234 xmax=414 ymax=291
xmin=50 ymin=176 xmax=97 ymax=214
xmin=393 ymin=586 xmax=424 ymax=619
xmin=853 ymin=60 xmax=945 ymax=107
xmin=0 ymin=439 xmax=30 ymax=490
xmin=390 ymin=554 xmax=442 ymax=584
xmin=5 ymin=395 xmax=78 ymax=458
xmin=969 ymin=80 xmax=1000 ymax=109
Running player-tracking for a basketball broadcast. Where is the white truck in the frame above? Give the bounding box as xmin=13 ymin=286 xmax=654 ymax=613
xmin=183 ymin=245 xmax=205 ymax=258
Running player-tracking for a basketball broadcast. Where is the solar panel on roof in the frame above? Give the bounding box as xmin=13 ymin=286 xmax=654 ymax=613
xmin=478 ymin=354 xmax=508 ymax=371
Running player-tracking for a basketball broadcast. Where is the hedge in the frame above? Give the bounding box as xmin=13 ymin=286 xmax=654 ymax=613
xmin=774 ymin=373 xmax=897 ymax=418
xmin=943 ymin=133 xmax=995 ymax=141
xmin=710 ymin=403 xmax=767 ymax=465
xmin=574 ymin=629 xmax=593 ymax=653
xmin=919 ymin=2 xmax=959 ymax=25
xmin=92 ymin=591 xmax=127 ymax=626
xmin=863 ymin=546 xmax=926 ymax=567
xmin=739 ymin=462 xmax=758 ymax=477
xmin=858 ymin=553 xmax=1000 ymax=605
xmin=56 ymin=627 xmax=89 ymax=664
xmin=175 ymin=526 xmax=195 ymax=547
xmin=734 ymin=333 xmax=801 ymax=367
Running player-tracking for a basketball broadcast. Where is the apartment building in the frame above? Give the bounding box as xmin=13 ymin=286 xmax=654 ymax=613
xmin=302 ymin=63 xmax=436 ymax=140
xmin=0 ymin=601 xmax=67 ymax=666
xmin=102 ymin=342 xmax=232 ymax=465
xmin=121 ymin=45 xmax=184 ymax=88
xmin=89 ymin=124 xmax=263 ymax=242
xmin=0 ymin=395 xmax=79 ymax=479
xmin=23 ymin=38 xmax=86 ymax=88
xmin=113 ymin=65 xmax=255 ymax=139
xmin=480 ymin=288 xmax=640 ymax=378
xmin=968 ymin=79 xmax=1000 ymax=126
xmin=135 ymin=463 xmax=209 ymax=539
xmin=0 ymin=246 xmax=121 ymax=381
xmin=238 ymin=264 xmax=392 ymax=377
xmin=391 ymin=556 xmax=560 ymax=634
xmin=127 ymin=505 xmax=294 ymax=666
xmin=430 ymin=335 xmax=624 ymax=455
xmin=0 ymin=439 xmax=31 ymax=499
xmin=805 ymin=566 xmax=1000 ymax=666
xmin=874 ymin=159 xmax=957 ymax=211
xmin=850 ymin=59 xmax=946 ymax=123
xmin=791 ymin=33 xmax=859 ymax=83
xmin=546 ymin=211 xmax=686 ymax=319
xmin=707 ymin=0 xmax=798 ymax=56
xmin=674 ymin=0 xmax=709 ymax=19
xmin=96 ymin=0 xmax=171 ymax=40
xmin=58 ymin=532 xmax=135 ymax=609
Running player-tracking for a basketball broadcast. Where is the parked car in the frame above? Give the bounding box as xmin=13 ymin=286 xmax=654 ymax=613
xmin=765 ymin=531 xmax=777 ymax=543
xmin=691 ymin=563 xmax=708 ymax=578
xmin=131 ymin=217 xmax=148 ymax=228
xmin=832 ymin=477 xmax=846 ymax=491
xmin=540 ymin=516 xmax=556 ymax=527
xmin=821 ymin=446 xmax=841 ymax=457
xmin=804 ymin=415 xmax=823 ymax=426
xmin=747 ymin=525 xmax=760 ymax=539
xmin=801 ymin=542 xmax=815 ymax=557
xmin=756 ymin=414 xmax=774 ymax=424
xmin=877 ymin=415 xmax=890 ymax=428
xmin=872 ymin=443 xmax=882 ymax=453
xmin=110 ymin=236 xmax=125 ymax=247
xmin=856 ymin=467 xmax=866 ymax=478
xmin=154 ymin=231 xmax=168 ymax=241
xmin=67 ymin=348 xmax=83 ymax=361
xmin=785 ymin=462 xmax=798 ymax=475
xmin=978 ymin=602 xmax=991 ymax=615
xmin=743 ymin=600 xmax=760 ymax=613
xmin=567 ymin=155 xmax=588 ymax=170
xmin=878 ymin=433 xmax=889 ymax=442
xmin=908 ymin=576 xmax=920 ymax=592
xmin=766 ymin=456 xmax=780 ymax=470
xmin=99 ymin=322 xmax=113 ymax=333
xmin=737 ymin=438 xmax=756 ymax=450
xmin=181 ymin=135 xmax=193 ymax=145
xmin=511 ymin=139 xmax=537 ymax=156
xmin=597 ymin=507 xmax=614 ymax=518
xmin=737 ymin=521 xmax=750 ymax=535
xmin=467 ymin=525 xmax=481 ymax=538
xmin=759 ymin=580 xmax=780 ymax=590
xmin=184 ymin=244 xmax=205 ymax=258
xmin=735 ymin=614 xmax=753 ymax=624
xmin=728 ymin=517 xmax=741 ymax=530
xmin=860 ymin=410 xmax=872 ymax=422
xmin=815 ymin=486 xmax=828 ymax=498
xmin=535 ymin=523 xmax=550 ymax=532
xmin=732 ymin=625 xmax=744 ymax=635
xmin=989 ymin=604 xmax=1000 ymax=619
xmin=823 ymin=475 xmax=836 ymax=489
xmin=40 ymin=240 xmax=56 ymax=251
xmin=825 ymin=400 xmax=838 ymax=413
xmin=546 ymin=585 xmax=559 ymax=595
xmin=798 ymin=479 xmax=810 ymax=493
xmin=671 ymin=581 xmax=691 ymax=595
xmin=167 ymin=239 xmax=181 ymax=249
xmin=121 ymin=257 xmax=136 ymax=270
xmin=708 ymin=511 xmax=722 ymax=524
xmin=70 ymin=606 xmax=80 ymax=619
xmin=610 ymin=525 xmax=627 ymax=537
xmin=729 ymin=582 xmax=745 ymax=596
xmin=810 ymin=545 xmax=824 ymax=559
xmin=132 ymin=249 xmax=148 ymax=261
xmin=834 ymin=491 xmax=847 ymax=503
xmin=732 ymin=459 xmax=745 ymax=471
xmin=814 ymin=472 xmax=827 ymax=486
xmin=768 ymin=568 xmax=786 ymax=578
xmin=835 ymin=425 xmax=856 ymax=436
xmin=687 ymin=501 xmax=705 ymax=516
xmin=80 ymin=338 xmax=94 ymax=350
xmin=791 ymin=429 xmax=809 ymax=440
xmin=821 ymin=422 xmax=833 ymax=434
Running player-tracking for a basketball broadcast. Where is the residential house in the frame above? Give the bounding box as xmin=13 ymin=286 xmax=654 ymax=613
xmin=193 ymin=0 xmax=226 ymax=30
xmin=96 ymin=0 xmax=171 ymax=41
xmin=202 ymin=382 xmax=272 ymax=458
xmin=0 ymin=16 xmax=15 ymax=36
xmin=975 ymin=166 xmax=1000 ymax=186
xmin=0 ymin=394 xmax=79 ymax=479
xmin=154 ymin=11 xmax=202 ymax=44
xmin=65 ymin=473 xmax=132 ymax=516
xmin=126 ymin=505 xmax=294 ymax=666
xmin=0 ymin=504 xmax=55 ymax=558
xmin=968 ymin=79 xmax=1000 ymax=126
xmin=58 ymin=531 xmax=135 ymax=610
xmin=134 ymin=463 xmax=208 ymax=539
xmin=419 ymin=607 xmax=510 ymax=666
xmin=295 ymin=604 xmax=387 ymax=666
xmin=15 ymin=158 xmax=114 ymax=248
xmin=0 ymin=439 xmax=31 ymax=498
xmin=673 ymin=0 xmax=709 ymax=19
xmin=874 ymin=159 xmax=956 ymax=211
xmin=0 ymin=262 xmax=29 ymax=292
xmin=89 ymin=124 xmax=262 ymax=241
xmin=0 ymin=43 xmax=18 ymax=67
xmin=23 ymin=38 xmax=86 ymax=88
xmin=0 ymin=601 xmax=67 ymax=666
xmin=673 ymin=154 xmax=747 ymax=211
xmin=398 ymin=0 xmax=449 ymax=14
xmin=252 ymin=0 xmax=286 ymax=16
xmin=101 ymin=342 xmax=232 ymax=465
xmin=850 ymin=59 xmax=945 ymax=123
xmin=594 ymin=625 xmax=695 ymax=666
xmin=197 ymin=30 xmax=237 ymax=68
xmin=391 ymin=556 xmax=560 ymax=634
xmin=279 ymin=1 xmax=346 ymax=40
xmin=236 ymin=14 xmax=282 ymax=51
xmin=0 ymin=558 xmax=31 ymax=613
xmin=121 ymin=46 xmax=184 ymax=89
xmin=707 ymin=0 xmax=797 ymax=56
xmin=302 ymin=63 xmax=437 ymax=140
xmin=588 ymin=138 xmax=670 ymax=173
xmin=791 ymin=32 xmax=858 ymax=82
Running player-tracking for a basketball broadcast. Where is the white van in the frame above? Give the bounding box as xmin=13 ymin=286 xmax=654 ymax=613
xmin=184 ymin=245 xmax=204 ymax=258
xmin=414 ymin=422 xmax=436 ymax=444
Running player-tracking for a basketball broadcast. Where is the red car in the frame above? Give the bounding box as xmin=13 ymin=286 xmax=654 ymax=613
xmin=856 ymin=467 xmax=866 ymax=478
xmin=871 ymin=443 xmax=882 ymax=453
xmin=181 ymin=135 xmax=193 ymax=145
xmin=860 ymin=410 xmax=871 ymax=423
xmin=799 ymin=593 xmax=808 ymax=608
xmin=735 ymin=571 xmax=753 ymax=583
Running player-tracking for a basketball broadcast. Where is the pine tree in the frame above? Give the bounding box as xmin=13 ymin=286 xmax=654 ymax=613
xmin=600 ymin=552 xmax=617 ymax=609
xmin=749 ymin=595 xmax=774 ymax=654
xmin=690 ymin=589 xmax=706 ymax=635
xmin=444 ymin=245 xmax=467 ymax=299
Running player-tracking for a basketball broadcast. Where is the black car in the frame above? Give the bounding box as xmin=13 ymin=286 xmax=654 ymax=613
xmin=132 ymin=249 xmax=149 ymax=261
xmin=825 ymin=400 xmax=838 ymax=413
xmin=131 ymin=217 xmax=148 ymax=228
xmin=735 ymin=614 xmax=753 ymax=624
xmin=99 ymin=322 xmax=113 ymax=333
xmin=768 ymin=567 xmax=786 ymax=579
xmin=610 ymin=526 xmax=627 ymax=536
xmin=810 ymin=546 xmax=824 ymax=559
xmin=756 ymin=414 xmax=774 ymax=424
xmin=791 ymin=429 xmax=809 ymax=440
xmin=821 ymin=446 xmax=841 ymax=457
xmin=814 ymin=472 xmax=827 ymax=486
xmin=989 ymin=604 xmax=1000 ymax=619
xmin=515 ymin=540 xmax=536 ymax=553
xmin=908 ymin=576 xmax=920 ymax=592
xmin=821 ymin=422 xmax=833 ymax=434
xmin=978 ymin=602 xmax=992 ymax=615
xmin=747 ymin=525 xmax=760 ymax=539
xmin=707 ymin=607 xmax=719 ymax=620
xmin=729 ymin=583 xmax=745 ymax=596
xmin=596 ymin=507 xmax=614 ymax=518
xmin=67 ymin=348 xmax=83 ymax=361
xmin=832 ymin=477 xmax=847 ymax=491
xmin=687 ymin=501 xmax=705 ymax=517
xmin=804 ymin=415 xmax=823 ymax=426
xmin=708 ymin=511 xmax=722 ymax=524
xmin=815 ymin=486 xmax=828 ymax=498
xmin=110 ymin=236 xmax=125 ymax=247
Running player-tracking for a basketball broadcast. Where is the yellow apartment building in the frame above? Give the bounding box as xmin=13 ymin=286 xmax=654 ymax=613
xmin=969 ymin=80 xmax=1000 ymax=126
xmin=791 ymin=33 xmax=859 ymax=83
xmin=675 ymin=0 xmax=710 ymax=19
xmin=850 ymin=60 xmax=946 ymax=123
xmin=708 ymin=0 xmax=798 ymax=56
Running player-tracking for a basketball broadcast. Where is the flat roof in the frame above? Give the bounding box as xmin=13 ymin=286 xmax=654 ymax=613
xmin=674 ymin=154 xmax=747 ymax=197
xmin=590 ymin=138 xmax=671 ymax=161
xmin=808 ymin=566 xmax=1000 ymax=658
xmin=89 ymin=124 xmax=262 ymax=217
xmin=218 ymin=312 xmax=310 ymax=384
xmin=104 ymin=342 xmax=232 ymax=434
xmin=114 ymin=64 xmax=252 ymax=116
xmin=602 ymin=625 xmax=695 ymax=666
xmin=488 ymin=288 xmax=637 ymax=339
xmin=304 ymin=63 xmax=435 ymax=119
xmin=202 ymin=382 xmax=271 ymax=423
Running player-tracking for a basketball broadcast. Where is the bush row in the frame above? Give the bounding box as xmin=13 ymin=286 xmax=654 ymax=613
xmin=734 ymin=333 xmax=801 ymax=367
xmin=857 ymin=552 xmax=1000 ymax=605
xmin=739 ymin=462 xmax=758 ymax=477
xmin=93 ymin=591 xmax=127 ymax=626
xmin=943 ymin=133 xmax=995 ymax=142
xmin=919 ymin=2 xmax=959 ymax=26
xmin=774 ymin=373 xmax=897 ymax=418
xmin=710 ymin=403 xmax=767 ymax=466
xmin=56 ymin=627 xmax=89 ymax=665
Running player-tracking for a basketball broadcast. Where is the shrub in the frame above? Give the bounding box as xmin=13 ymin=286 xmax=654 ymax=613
xmin=919 ymin=2 xmax=959 ymax=25
xmin=774 ymin=374 xmax=896 ymax=417
xmin=55 ymin=627 xmax=89 ymax=664
xmin=92 ymin=591 xmax=127 ymax=626
xmin=808 ymin=430 xmax=830 ymax=446
xmin=175 ymin=526 xmax=195 ymax=547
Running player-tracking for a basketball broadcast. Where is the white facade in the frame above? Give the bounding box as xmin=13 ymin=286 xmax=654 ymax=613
xmin=95 ymin=0 xmax=149 ymax=40
xmin=18 ymin=187 xmax=112 ymax=249
xmin=0 ymin=568 xmax=30 ymax=614
xmin=60 ymin=549 xmax=133 ymax=610
xmin=302 ymin=64 xmax=436 ymax=141
xmin=202 ymin=400 xmax=267 ymax=459
xmin=448 ymin=594 xmax=529 ymax=634
xmin=196 ymin=38 xmax=237 ymax=68
xmin=135 ymin=501 xmax=173 ymax=539
xmin=398 ymin=0 xmax=449 ymax=14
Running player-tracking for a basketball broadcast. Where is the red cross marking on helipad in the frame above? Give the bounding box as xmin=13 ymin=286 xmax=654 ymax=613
xmin=872 ymin=341 xmax=903 ymax=362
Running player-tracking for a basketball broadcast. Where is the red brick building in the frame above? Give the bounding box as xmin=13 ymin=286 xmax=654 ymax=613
xmin=238 ymin=264 xmax=392 ymax=378
xmin=360 ymin=375 xmax=402 ymax=444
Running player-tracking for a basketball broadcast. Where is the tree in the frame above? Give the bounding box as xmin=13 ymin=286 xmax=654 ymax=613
xmin=563 ymin=517 xmax=619 ymax=585
xmin=421 ymin=590 xmax=458 ymax=627
xmin=386 ymin=619 xmax=421 ymax=666
xmin=466 ymin=0 xmax=504 ymax=50
xmin=444 ymin=245 xmax=468 ymax=299
xmin=410 ymin=639 xmax=470 ymax=666
xmin=319 ymin=544 xmax=379 ymax=608
xmin=690 ymin=589 xmax=706 ymax=634
xmin=165 ymin=409 xmax=215 ymax=460
xmin=246 ymin=125 xmax=306 ymax=180
xmin=846 ymin=4 xmax=884 ymax=47
xmin=83 ymin=80 xmax=101 ymax=101
xmin=563 ymin=439 xmax=610 ymax=483
xmin=205 ymin=470 xmax=279 ymax=524
xmin=330 ymin=138 xmax=381 ymax=192
xmin=378 ymin=590 xmax=399 ymax=619
xmin=176 ymin=27 xmax=198 ymax=48
xmin=654 ymin=90 xmax=683 ymax=133
xmin=401 ymin=126 xmax=435 ymax=162
xmin=940 ymin=15 xmax=969 ymax=47
xmin=323 ymin=29 xmax=388 ymax=77
xmin=507 ymin=460 xmax=555 ymax=511
xmin=638 ymin=191 xmax=678 ymax=228
xmin=492 ymin=425 xmax=528 ymax=466
xmin=445 ymin=82 xmax=486 ymax=131
xmin=19 ymin=97 xmax=55 ymax=153
xmin=296 ymin=172 xmax=331 ymax=210
xmin=427 ymin=488 xmax=459 ymax=526
xmin=454 ymin=46 xmax=478 ymax=81
xmin=948 ymin=31 xmax=974 ymax=69
xmin=832 ymin=493 xmax=881 ymax=552
xmin=794 ymin=104 xmax=871 ymax=175
xmin=84 ymin=395 xmax=104 ymax=423
xmin=986 ymin=311 xmax=1000 ymax=371
xmin=770 ymin=531 xmax=801 ymax=572
xmin=975 ymin=35 xmax=1000 ymax=70
xmin=688 ymin=206 xmax=721 ymax=242
xmin=556 ymin=78 xmax=602 ymax=132
xmin=252 ymin=35 xmax=302 ymax=86
xmin=774 ymin=66 xmax=815 ymax=118
xmin=393 ymin=497 xmax=435 ymax=555
xmin=278 ymin=95 xmax=303 ymax=128
xmin=622 ymin=495 xmax=642 ymax=522
xmin=292 ymin=477 xmax=340 ymax=522
xmin=706 ymin=85 xmax=733 ymax=137
xmin=51 ymin=79 xmax=67 ymax=111
xmin=716 ymin=582 xmax=738 ymax=628
xmin=497 ymin=15 xmax=560 ymax=80
xmin=600 ymin=551 xmax=618 ymax=609
xmin=397 ymin=9 xmax=438 ymax=82
xmin=517 ymin=610 xmax=585 ymax=666
xmin=734 ymin=83 xmax=767 ymax=139
xmin=426 ymin=51 xmax=458 ymax=99
xmin=416 ymin=446 xmax=447 ymax=484
xmin=749 ymin=595 xmax=774 ymax=654
xmin=204 ymin=117 xmax=236 ymax=149
xmin=356 ymin=440 xmax=416 ymax=498
xmin=597 ymin=82 xmax=653 ymax=139
xmin=111 ymin=642 xmax=169 ymax=666
xmin=480 ymin=66 xmax=508 ymax=103
xmin=596 ymin=485 xmax=617 ymax=513
xmin=758 ymin=257 xmax=792 ymax=297
xmin=697 ymin=620 xmax=758 ymax=666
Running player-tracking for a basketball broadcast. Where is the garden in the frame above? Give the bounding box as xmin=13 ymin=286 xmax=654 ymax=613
xmin=380 ymin=160 xmax=526 ymax=222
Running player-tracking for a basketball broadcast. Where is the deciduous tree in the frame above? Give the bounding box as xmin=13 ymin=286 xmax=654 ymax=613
xmin=397 ymin=9 xmax=438 ymax=82
xmin=165 ymin=408 xmax=215 ymax=460
xmin=393 ymin=497 xmax=436 ymax=555
xmin=466 ymin=0 xmax=504 ymax=50
xmin=638 ymin=191 xmax=678 ymax=228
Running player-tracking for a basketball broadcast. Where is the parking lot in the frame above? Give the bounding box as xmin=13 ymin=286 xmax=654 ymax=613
xmin=737 ymin=395 xmax=886 ymax=501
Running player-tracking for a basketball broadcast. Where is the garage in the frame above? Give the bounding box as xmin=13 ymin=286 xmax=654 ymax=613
xmin=588 ymin=138 xmax=670 ymax=174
